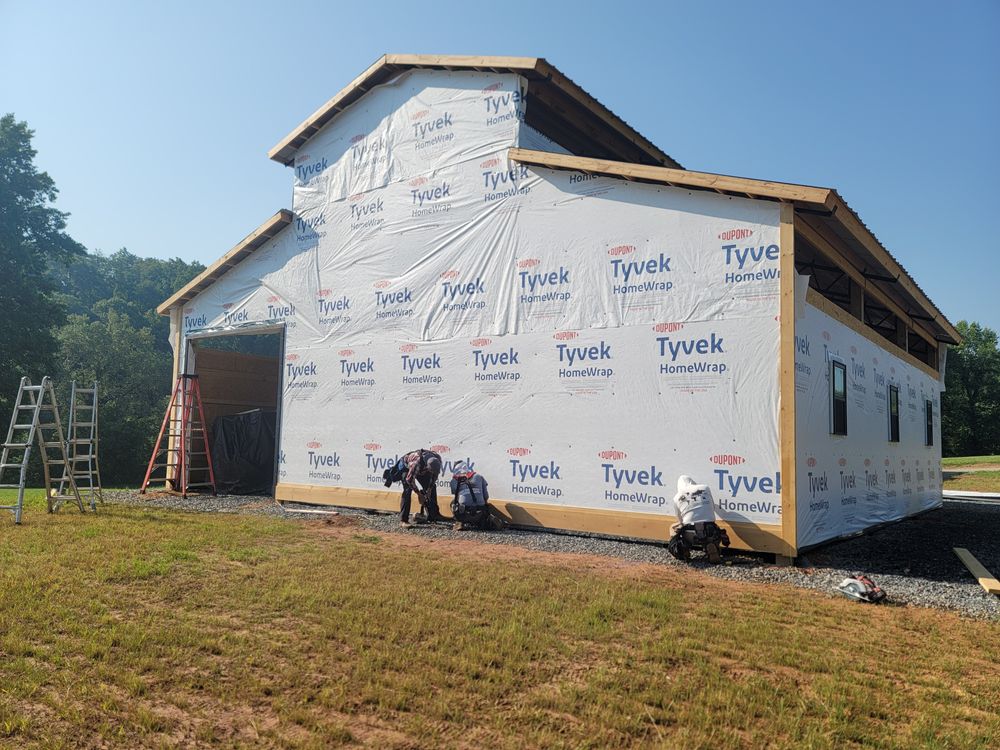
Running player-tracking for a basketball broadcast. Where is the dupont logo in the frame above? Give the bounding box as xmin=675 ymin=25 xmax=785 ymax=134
xmin=338 ymin=349 xmax=354 ymax=357
xmin=884 ymin=459 xmax=891 ymax=466
xmin=553 ymin=331 xmax=578 ymax=341
xmin=653 ymin=323 xmax=684 ymax=333
xmin=864 ymin=458 xmax=872 ymax=467
xmin=850 ymin=346 xmax=858 ymax=355
xmin=307 ymin=441 xmax=321 ymax=449
xmin=807 ymin=457 xmax=817 ymax=467
xmin=507 ymin=447 xmax=531 ymax=457
xmin=364 ymin=442 xmax=382 ymax=451
xmin=470 ymin=338 xmax=491 ymax=347
xmin=430 ymin=444 xmax=450 ymax=454
xmin=267 ymin=295 xmax=279 ymax=303
xmin=873 ymin=357 xmax=879 ymax=365
xmin=480 ymin=157 xmax=501 ymax=169
xmin=222 ymin=302 xmax=234 ymax=310
xmin=822 ymin=331 xmax=831 ymax=341
xmin=710 ymin=454 xmax=745 ymax=466
xmin=409 ymin=176 xmax=428 ymax=187
xmin=399 ymin=344 xmax=417 ymax=353
xmin=350 ymin=134 xmax=365 ymax=144
xmin=318 ymin=289 xmax=332 ymax=297
xmin=411 ymin=109 xmax=429 ymax=121
xmin=482 ymin=81 xmax=503 ymax=94
xmin=608 ymin=245 xmax=635 ymax=257
xmin=900 ymin=459 xmax=906 ymax=466
xmin=518 ymin=258 xmax=541 ymax=269
xmin=598 ymin=449 xmax=627 ymax=461
xmin=373 ymin=280 xmax=392 ymax=289
xmin=286 ymin=354 xmax=299 ymax=361
xmin=440 ymin=270 xmax=459 ymax=280
xmin=719 ymin=228 xmax=753 ymax=241
xmin=890 ymin=367 xmax=896 ymax=375
xmin=184 ymin=307 xmax=194 ymax=314
xmin=839 ymin=458 xmax=847 ymax=467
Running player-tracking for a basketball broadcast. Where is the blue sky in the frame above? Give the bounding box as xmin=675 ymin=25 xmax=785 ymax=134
xmin=2 ymin=0 xmax=998 ymax=331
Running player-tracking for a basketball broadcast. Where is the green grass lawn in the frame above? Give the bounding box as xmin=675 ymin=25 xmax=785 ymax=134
xmin=1 ymin=492 xmax=998 ymax=749
xmin=942 ymin=455 xmax=1000 ymax=467
xmin=943 ymin=470 xmax=1000 ymax=493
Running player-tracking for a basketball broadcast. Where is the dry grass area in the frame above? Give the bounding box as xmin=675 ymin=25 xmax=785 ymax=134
xmin=1 ymin=492 xmax=998 ymax=749
xmin=943 ymin=470 xmax=1000 ymax=493
xmin=942 ymin=455 xmax=1000 ymax=469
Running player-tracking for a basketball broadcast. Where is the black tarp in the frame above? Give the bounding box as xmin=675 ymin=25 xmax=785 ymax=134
xmin=211 ymin=409 xmax=277 ymax=495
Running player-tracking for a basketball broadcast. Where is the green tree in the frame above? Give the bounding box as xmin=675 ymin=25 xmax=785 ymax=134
xmin=942 ymin=321 xmax=1000 ymax=457
xmin=55 ymin=310 xmax=171 ymax=485
xmin=0 ymin=114 xmax=84 ymax=413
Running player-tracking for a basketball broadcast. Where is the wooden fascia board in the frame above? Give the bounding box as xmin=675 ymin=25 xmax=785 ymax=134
xmin=532 ymin=58 xmax=681 ymax=168
xmin=156 ymin=210 xmax=293 ymax=316
xmin=509 ymin=148 xmax=833 ymax=205
xmin=796 ymin=217 xmax=941 ymax=350
xmin=268 ymin=54 xmax=390 ymax=165
xmin=827 ymin=192 xmax=960 ymax=345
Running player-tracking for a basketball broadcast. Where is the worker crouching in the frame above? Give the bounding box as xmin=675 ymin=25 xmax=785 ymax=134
xmin=667 ymin=475 xmax=731 ymax=563
xmin=449 ymin=462 xmax=502 ymax=531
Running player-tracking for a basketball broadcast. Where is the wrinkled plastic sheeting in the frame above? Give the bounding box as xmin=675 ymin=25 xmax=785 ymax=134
xmin=211 ymin=409 xmax=277 ymax=495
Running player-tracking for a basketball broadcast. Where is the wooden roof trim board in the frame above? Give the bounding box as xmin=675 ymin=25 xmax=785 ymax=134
xmin=267 ymin=54 xmax=680 ymax=169
xmin=509 ymin=148 xmax=959 ymax=343
xmin=156 ymin=210 xmax=293 ymax=315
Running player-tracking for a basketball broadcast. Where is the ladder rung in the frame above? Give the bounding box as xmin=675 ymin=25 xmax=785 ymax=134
xmin=12 ymin=424 xmax=35 ymax=429
xmin=0 ymin=484 xmax=25 ymax=489
xmin=3 ymin=443 xmax=30 ymax=449
xmin=17 ymin=404 xmax=37 ymax=410
xmin=21 ymin=386 xmax=43 ymax=391
xmin=0 ymin=463 xmax=25 ymax=469
xmin=186 ymin=483 xmax=216 ymax=488
xmin=73 ymin=422 xmax=95 ymax=427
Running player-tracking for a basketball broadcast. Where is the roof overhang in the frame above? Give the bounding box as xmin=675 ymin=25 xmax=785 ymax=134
xmin=509 ymin=148 xmax=961 ymax=345
xmin=156 ymin=209 xmax=293 ymax=315
xmin=268 ymin=54 xmax=681 ymax=170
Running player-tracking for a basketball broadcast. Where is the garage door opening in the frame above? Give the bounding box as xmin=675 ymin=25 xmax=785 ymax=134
xmin=186 ymin=328 xmax=283 ymax=496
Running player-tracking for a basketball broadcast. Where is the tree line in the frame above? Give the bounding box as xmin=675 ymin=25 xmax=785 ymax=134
xmin=1 ymin=114 xmax=998 ymax=489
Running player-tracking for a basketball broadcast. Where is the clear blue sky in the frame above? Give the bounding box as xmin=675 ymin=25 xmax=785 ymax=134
xmin=2 ymin=0 xmax=998 ymax=331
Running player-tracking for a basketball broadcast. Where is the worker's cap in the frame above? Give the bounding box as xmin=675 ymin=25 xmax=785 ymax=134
xmin=452 ymin=461 xmax=473 ymax=477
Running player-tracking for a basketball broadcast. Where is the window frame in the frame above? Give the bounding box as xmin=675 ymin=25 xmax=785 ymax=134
xmin=830 ymin=359 xmax=848 ymax=436
xmin=888 ymin=384 xmax=900 ymax=443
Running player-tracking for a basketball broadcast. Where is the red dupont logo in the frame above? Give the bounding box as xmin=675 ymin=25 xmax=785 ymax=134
xmin=608 ymin=244 xmax=635 ymax=256
xmin=399 ymin=344 xmax=416 ymax=353
xmin=518 ymin=258 xmax=540 ymax=269
xmin=653 ymin=322 xmax=684 ymax=333
xmin=373 ymin=279 xmax=391 ymax=289
xmin=710 ymin=454 xmax=745 ymax=466
xmin=440 ymin=269 xmax=459 ymax=280
xmin=850 ymin=346 xmax=858 ymax=355
xmin=222 ymin=302 xmax=234 ymax=310
xmin=318 ymin=288 xmax=331 ymax=298
xmin=266 ymin=295 xmax=279 ymax=303
xmin=864 ymin=458 xmax=872 ymax=467
xmin=822 ymin=331 xmax=831 ymax=341
xmin=350 ymin=193 xmax=364 ymax=202
xmin=873 ymin=357 xmax=879 ymax=365
xmin=430 ymin=444 xmax=449 ymax=453
xmin=554 ymin=331 xmax=578 ymax=341
xmin=838 ymin=458 xmax=847 ymax=467
xmin=307 ymin=441 xmax=321 ymax=449
xmin=285 ymin=353 xmax=299 ymax=361
xmin=900 ymin=459 xmax=906 ymax=466
xmin=890 ymin=367 xmax=896 ymax=375
xmin=807 ymin=457 xmax=817 ymax=467
xmin=482 ymin=81 xmax=503 ymax=93
xmin=599 ymin=449 xmax=627 ymax=461
xmin=351 ymin=133 xmax=366 ymax=144
xmin=480 ymin=157 xmax=501 ymax=169
xmin=507 ymin=447 xmax=530 ymax=457
xmin=719 ymin=228 xmax=753 ymax=241
xmin=411 ymin=109 xmax=429 ymax=121
xmin=409 ymin=176 xmax=428 ymax=187
xmin=184 ymin=307 xmax=194 ymax=313
xmin=338 ymin=349 xmax=354 ymax=357
xmin=884 ymin=458 xmax=891 ymax=466
xmin=364 ymin=442 xmax=381 ymax=451
xmin=470 ymin=337 xmax=491 ymax=347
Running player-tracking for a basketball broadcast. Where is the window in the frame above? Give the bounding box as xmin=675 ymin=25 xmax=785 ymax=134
xmin=831 ymin=360 xmax=847 ymax=435
xmin=888 ymin=385 xmax=900 ymax=442
xmin=925 ymin=399 xmax=934 ymax=446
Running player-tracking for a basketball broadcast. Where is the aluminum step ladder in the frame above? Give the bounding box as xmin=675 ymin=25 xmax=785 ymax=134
xmin=57 ymin=380 xmax=103 ymax=509
xmin=1 ymin=377 xmax=85 ymax=524
xmin=140 ymin=374 xmax=217 ymax=497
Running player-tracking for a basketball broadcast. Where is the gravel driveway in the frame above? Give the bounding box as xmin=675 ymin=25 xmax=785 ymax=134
xmin=107 ymin=491 xmax=1000 ymax=621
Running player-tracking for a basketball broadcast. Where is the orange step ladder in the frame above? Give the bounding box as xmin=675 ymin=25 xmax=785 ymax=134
xmin=140 ymin=374 xmax=216 ymax=497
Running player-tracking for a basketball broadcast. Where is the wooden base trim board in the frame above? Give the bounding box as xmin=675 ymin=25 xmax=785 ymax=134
xmin=953 ymin=548 xmax=1000 ymax=595
xmin=274 ymin=482 xmax=787 ymax=555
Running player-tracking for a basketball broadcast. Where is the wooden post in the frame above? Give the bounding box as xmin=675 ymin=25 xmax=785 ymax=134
xmin=849 ymin=279 xmax=864 ymax=320
xmin=779 ymin=203 xmax=798 ymax=561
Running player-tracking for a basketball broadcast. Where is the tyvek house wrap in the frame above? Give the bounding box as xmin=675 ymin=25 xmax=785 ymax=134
xmin=794 ymin=278 xmax=942 ymax=549
xmin=178 ymin=69 xmax=784 ymax=528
